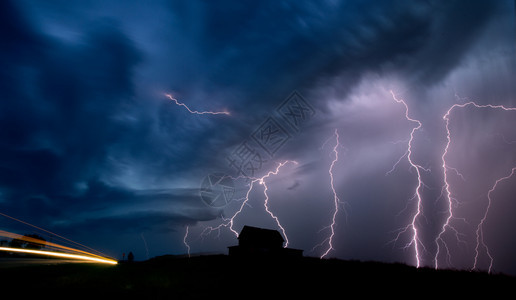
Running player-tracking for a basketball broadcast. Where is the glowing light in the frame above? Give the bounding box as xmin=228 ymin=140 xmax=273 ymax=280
xmin=164 ymin=93 xmax=230 ymax=115
xmin=319 ymin=129 xmax=342 ymax=258
xmin=0 ymin=212 xmax=108 ymax=258
xmin=0 ymin=229 xmax=110 ymax=261
xmin=0 ymin=213 xmax=117 ymax=264
xmin=473 ymin=167 xmax=516 ymax=273
xmin=436 ymin=100 xmax=516 ymax=270
xmin=183 ymin=226 xmax=191 ymax=257
xmin=0 ymin=247 xmax=117 ymax=265
xmin=261 ymin=161 xmax=298 ymax=248
xmin=184 ymin=161 xmax=297 ymax=252
xmin=389 ymin=90 xmax=425 ymax=268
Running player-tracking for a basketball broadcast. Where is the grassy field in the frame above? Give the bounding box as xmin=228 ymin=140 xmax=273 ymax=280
xmin=0 ymin=255 xmax=514 ymax=298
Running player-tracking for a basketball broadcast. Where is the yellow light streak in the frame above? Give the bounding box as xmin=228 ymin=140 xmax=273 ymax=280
xmin=0 ymin=212 xmax=109 ymax=258
xmin=0 ymin=247 xmax=118 ymax=265
xmin=0 ymin=230 xmax=109 ymax=261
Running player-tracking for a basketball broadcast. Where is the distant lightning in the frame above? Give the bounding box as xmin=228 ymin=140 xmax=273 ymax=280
xmin=473 ymin=167 xmax=516 ymax=273
xmin=183 ymin=161 xmax=297 ymax=253
xmin=164 ymin=93 xmax=230 ymax=115
xmin=389 ymin=90 xmax=426 ymax=268
xmin=183 ymin=226 xmax=191 ymax=257
xmin=141 ymin=233 xmax=150 ymax=260
xmin=437 ymin=100 xmax=516 ymax=272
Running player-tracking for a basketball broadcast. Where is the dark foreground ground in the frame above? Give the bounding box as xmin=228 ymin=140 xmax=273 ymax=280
xmin=0 ymin=255 xmax=514 ymax=298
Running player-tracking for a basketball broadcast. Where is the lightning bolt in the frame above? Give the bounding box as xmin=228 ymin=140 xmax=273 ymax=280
xmin=183 ymin=226 xmax=191 ymax=257
xmin=473 ymin=167 xmax=516 ymax=273
xmin=141 ymin=233 xmax=150 ymax=260
xmin=388 ymin=90 xmax=426 ymax=268
xmin=261 ymin=161 xmax=297 ymax=247
xmin=437 ymin=100 xmax=516 ymax=271
xmin=314 ymin=129 xmax=343 ymax=259
xmin=183 ymin=161 xmax=297 ymax=254
xmin=165 ymin=93 xmax=230 ymax=115
xmin=434 ymin=102 xmax=466 ymax=270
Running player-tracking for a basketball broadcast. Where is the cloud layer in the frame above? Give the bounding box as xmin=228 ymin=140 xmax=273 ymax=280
xmin=1 ymin=0 xmax=515 ymax=273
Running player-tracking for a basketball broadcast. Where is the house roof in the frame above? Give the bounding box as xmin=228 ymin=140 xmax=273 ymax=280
xmin=238 ymin=225 xmax=284 ymax=243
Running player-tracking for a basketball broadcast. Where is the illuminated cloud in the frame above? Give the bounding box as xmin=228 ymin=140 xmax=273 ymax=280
xmin=1 ymin=0 xmax=515 ymax=274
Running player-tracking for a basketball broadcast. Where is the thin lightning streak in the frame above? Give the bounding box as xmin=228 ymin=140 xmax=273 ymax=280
xmin=183 ymin=161 xmax=297 ymax=253
xmin=436 ymin=101 xmax=516 ymax=270
xmin=164 ymin=93 xmax=230 ymax=115
xmin=389 ymin=90 xmax=425 ymax=268
xmin=473 ymin=167 xmax=516 ymax=273
xmin=434 ymin=105 xmax=458 ymax=269
xmin=183 ymin=226 xmax=191 ymax=258
xmin=141 ymin=233 xmax=150 ymax=260
xmin=319 ymin=129 xmax=342 ymax=258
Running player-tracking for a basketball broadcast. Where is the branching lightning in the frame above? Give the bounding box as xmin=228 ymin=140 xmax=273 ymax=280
xmin=183 ymin=161 xmax=297 ymax=253
xmin=316 ymin=129 xmax=343 ymax=258
xmin=473 ymin=167 xmax=516 ymax=273
xmin=165 ymin=93 xmax=230 ymax=115
xmin=179 ymin=90 xmax=515 ymax=273
xmin=389 ymin=92 xmax=516 ymax=271
xmin=437 ymin=101 xmax=516 ymax=272
xmin=388 ymin=90 xmax=426 ymax=268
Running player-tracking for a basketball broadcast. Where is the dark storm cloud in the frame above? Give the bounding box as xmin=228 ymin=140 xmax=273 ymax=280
xmin=1 ymin=0 xmax=514 ymax=270
xmin=161 ymin=0 xmax=501 ymax=110
xmin=0 ymin=2 xmax=144 ymax=218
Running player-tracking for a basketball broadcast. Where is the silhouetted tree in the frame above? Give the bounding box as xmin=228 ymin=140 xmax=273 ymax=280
xmin=22 ymin=234 xmax=46 ymax=250
xmin=9 ymin=234 xmax=46 ymax=250
xmin=127 ymin=251 xmax=134 ymax=262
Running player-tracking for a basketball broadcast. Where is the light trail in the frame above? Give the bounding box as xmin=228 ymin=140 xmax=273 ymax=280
xmin=0 ymin=247 xmax=117 ymax=264
xmin=0 ymin=212 xmax=108 ymax=258
xmin=0 ymin=213 xmax=117 ymax=264
xmin=0 ymin=230 xmax=111 ymax=261
xmin=164 ymin=93 xmax=230 ymax=116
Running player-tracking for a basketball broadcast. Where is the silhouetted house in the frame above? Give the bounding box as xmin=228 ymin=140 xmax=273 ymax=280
xmin=228 ymin=225 xmax=303 ymax=258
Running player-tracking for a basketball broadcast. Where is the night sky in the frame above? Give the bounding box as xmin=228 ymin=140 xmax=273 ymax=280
xmin=1 ymin=0 xmax=516 ymax=274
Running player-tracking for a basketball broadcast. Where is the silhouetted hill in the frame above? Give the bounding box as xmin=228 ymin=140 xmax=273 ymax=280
xmin=0 ymin=255 xmax=513 ymax=298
